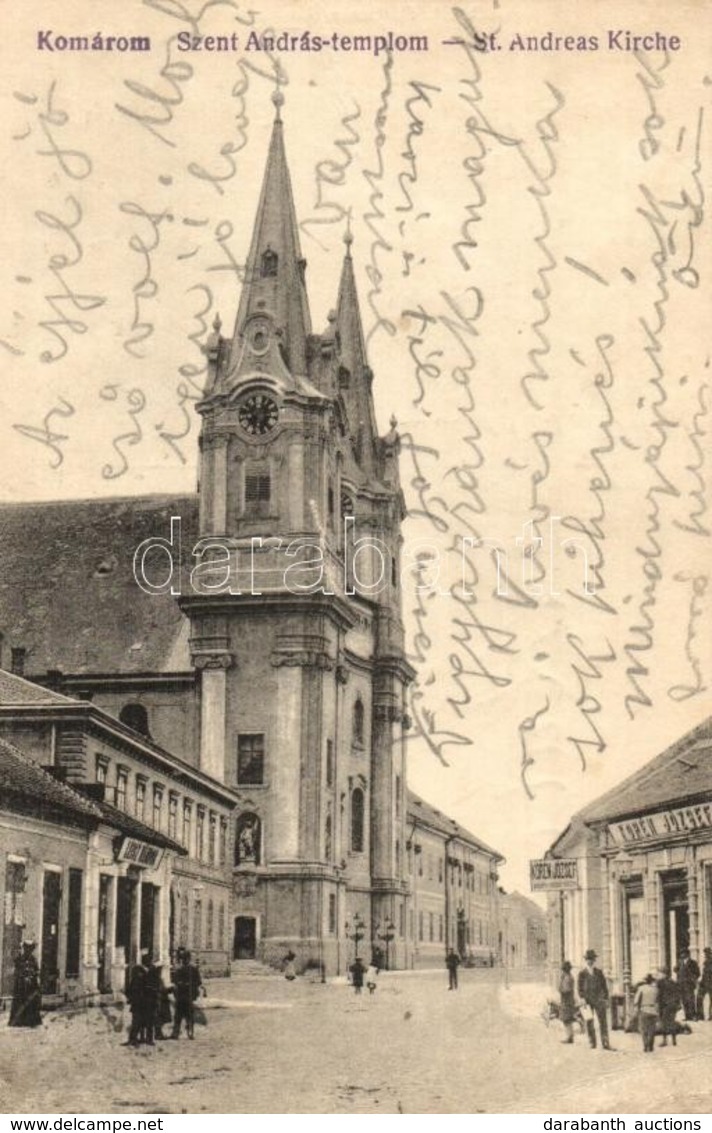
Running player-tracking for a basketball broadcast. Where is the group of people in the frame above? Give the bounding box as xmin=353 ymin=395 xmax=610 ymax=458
xmin=559 ymin=945 xmax=712 ymax=1054
xmin=126 ymin=947 xmax=203 ymax=1046
xmin=348 ymin=957 xmax=380 ymax=994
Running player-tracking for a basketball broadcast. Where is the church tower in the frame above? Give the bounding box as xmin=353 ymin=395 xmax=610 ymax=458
xmin=182 ymin=92 xmax=414 ymax=973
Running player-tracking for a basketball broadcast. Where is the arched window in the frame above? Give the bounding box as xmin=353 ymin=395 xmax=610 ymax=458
xmin=325 ymin=812 xmax=332 ymax=862
xmin=351 ymin=788 xmax=364 ymax=853
xmin=119 ymin=703 xmax=150 ymax=737
xmin=353 ymin=698 xmax=365 ymax=746
xmin=235 ymin=812 xmax=261 ymax=866
xmin=260 ymin=246 xmax=278 ymax=278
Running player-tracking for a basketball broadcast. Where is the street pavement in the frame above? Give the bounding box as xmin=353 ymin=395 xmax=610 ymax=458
xmin=2 ymin=967 xmax=712 ymax=1114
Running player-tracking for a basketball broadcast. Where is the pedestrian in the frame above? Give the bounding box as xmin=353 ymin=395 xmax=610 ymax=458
xmin=366 ymin=960 xmax=379 ymax=995
xmin=446 ymin=948 xmax=460 ymax=990
xmin=283 ymin=950 xmax=297 ymax=981
xmin=170 ymin=949 xmax=203 ymax=1039
xmin=657 ymin=968 xmax=681 ymax=1047
xmin=695 ymin=947 xmax=712 ymax=1021
xmin=126 ymin=952 xmax=149 ymax=1047
xmin=9 ymin=940 xmax=42 ymax=1028
xmin=577 ymin=949 xmax=610 ymax=1050
xmin=558 ymin=961 xmax=576 ymax=1044
xmin=634 ymin=973 xmax=659 ymax=1053
xmin=349 ymin=956 xmax=365 ymax=994
xmin=144 ymin=955 xmax=171 ymax=1041
xmin=678 ymin=949 xmax=700 ymax=1021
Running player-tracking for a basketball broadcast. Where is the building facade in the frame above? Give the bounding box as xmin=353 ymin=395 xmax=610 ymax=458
xmin=0 ymin=94 xmax=502 ymax=985
xmin=544 ymin=717 xmax=712 ymax=1022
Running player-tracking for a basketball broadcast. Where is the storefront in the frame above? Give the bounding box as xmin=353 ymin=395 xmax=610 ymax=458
xmin=542 ymin=716 xmax=712 ymax=1026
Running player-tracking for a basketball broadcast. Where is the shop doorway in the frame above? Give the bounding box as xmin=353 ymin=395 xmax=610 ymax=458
xmin=97 ymin=875 xmax=112 ymax=993
xmin=2 ymin=860 xmax=26 ymax=997
xmin=40 ymin=871 xmax=62 ymax=994
xmin=662 ymin=872 xmax=689 ymax=971
xmin=624 ymin=882 xmax=647 ymax=986
xmin=233 ymin=916 xmax=257 ymax=959
xmin=140 ymin=883 xmax=157 ymax=957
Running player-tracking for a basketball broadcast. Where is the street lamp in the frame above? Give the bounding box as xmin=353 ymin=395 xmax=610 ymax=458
xmin=345 ymin=912 xmax=366 ymax=959
xmin=376 ymin=918 xmax=396 ymax=971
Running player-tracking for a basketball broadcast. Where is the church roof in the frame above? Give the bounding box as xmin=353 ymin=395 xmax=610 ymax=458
xmin=0 ymin=493 xmax=197 ymax=676
xmin=407 ymin=790 xmax=505 ymax=861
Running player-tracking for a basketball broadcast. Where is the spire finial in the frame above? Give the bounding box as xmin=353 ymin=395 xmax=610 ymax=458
xmin=272 ymin=88 xmax=285 ymax=121
xmin=212 ymin=312 xmax=222 ymax=333
xmin=344 ymin=210 xmax=353 ymax=254
xmin=389 ymin=413 xmax=398 ymax=431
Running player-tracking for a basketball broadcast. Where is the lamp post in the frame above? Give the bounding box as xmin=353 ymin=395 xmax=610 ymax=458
xmin=376 ymin=918 xmax=396 ymax=971
xmin=345 ymin=912 xmax=366 ymax=960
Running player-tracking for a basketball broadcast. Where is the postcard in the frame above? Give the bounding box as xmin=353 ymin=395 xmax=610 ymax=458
xmin=0 ymin=0 xmax=710 ymax=1117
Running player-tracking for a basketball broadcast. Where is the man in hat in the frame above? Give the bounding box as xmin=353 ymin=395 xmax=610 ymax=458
xmin=558 ymin=960 xmax=576 ymax=1044
xmin=126 ymin=951 xmax=149 ymax=1046
xmin=9 ymin=940 xmax=42 ymax=1028
xmin=678 ymin=948 xmax=700 ymax=1021
xmin=170 ymin=949 xmax=203 ymax=1039
xmin=695 ymin=947 xmax=712 ymax=1021
xmin=577 ymin=949 xmax=610 ymax=1050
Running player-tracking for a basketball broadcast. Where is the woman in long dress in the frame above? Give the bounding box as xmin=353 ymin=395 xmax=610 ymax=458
xmin=9 ymin=941 xmax=42 ymax=1028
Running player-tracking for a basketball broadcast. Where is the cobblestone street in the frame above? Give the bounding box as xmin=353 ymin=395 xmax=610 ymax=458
xmin=2 ymin=969 xmax=712 ymax=1114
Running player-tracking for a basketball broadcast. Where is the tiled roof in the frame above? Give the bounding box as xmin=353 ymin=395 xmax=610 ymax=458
xmin=94 ymin=796 xmax=187 ymax=854
xmin=407 ymin=790 xmax=504 ymax=861
xmin=578 ymin=717 xmax=712 ymax=825
xmin=0 ymin=668 xmax=77 ymax=706
xmin=0 ymin=735 xmax=102 ymax=821
xmin=0 ymin=494 xmax=197 ymax=675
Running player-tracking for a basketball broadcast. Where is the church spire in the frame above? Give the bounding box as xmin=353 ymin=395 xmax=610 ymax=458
xmin=335 ymin=226 xmax=378 ymax=475
xmin=230 ymin=90 xmax=312 ymax=378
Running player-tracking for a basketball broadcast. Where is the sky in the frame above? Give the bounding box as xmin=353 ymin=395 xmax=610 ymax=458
xmin=1 ymin=0 xmax=710 ymax=895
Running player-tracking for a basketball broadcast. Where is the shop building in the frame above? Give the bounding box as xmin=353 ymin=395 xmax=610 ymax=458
xmin=544 ymin=716 xmax=712 ymax=1021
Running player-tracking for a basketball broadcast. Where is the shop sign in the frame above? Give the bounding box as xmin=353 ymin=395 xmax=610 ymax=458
xmin=529 ymin=858 xmax=579 ymax=890
xmin=609 ymin=801 xmax=712 ymax=847
xmin=116 ymin=837 xmax=163 ymax=869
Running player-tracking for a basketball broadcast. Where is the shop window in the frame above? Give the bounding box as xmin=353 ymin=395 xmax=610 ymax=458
xmin=351 ymin=788 xmax=365 ymax=853
xmin=237 ymin=733 xmax=265 ymax=785
xmin=119 ymin=703 xmax=150 ymax=737
xmin=235 ymin=812 xmax=261 ymax=866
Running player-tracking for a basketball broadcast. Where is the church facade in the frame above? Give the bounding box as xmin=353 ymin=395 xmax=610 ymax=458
xmin=0 ymin=94 xmax=503 ymax=982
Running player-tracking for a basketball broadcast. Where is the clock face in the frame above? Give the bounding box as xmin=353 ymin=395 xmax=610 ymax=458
xmin=238 ymin=394 xmax=279 ymax=436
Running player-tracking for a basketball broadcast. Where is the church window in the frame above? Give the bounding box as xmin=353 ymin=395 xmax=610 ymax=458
xmin=340 ymin=490 xmax=354 ymax=519
xmin=328 ymin=893 xmax=336 ymax=934
xmin=237 ymin=733 xmax=265 ymax=785
xmin=391 ymin=554 xmax=398 ymax=589
xmin=325 ymin=812 xmax=332 ymax=861
xmin=353 ymin=698 xmax=365 ymax=746
xmin=351 ymin=788 xmax=365 ymax=853
xmin=244 ymin=470 xmax=271 ymax=517
xmin=260 ymin=246 xmax=278 ymax=277
xmin=235 ymin=812 xmax=261 ymax=866
xmin=395 ymin=774 xmax=401 ymax=817
xmin=119 ymin=703 xmax=150 ymax=737
xmin=395 ymin=839 xmax=401 ymax=874
xmin=328 ymin=484 xmax=334 ymax=524
xmin=326 ymin=739 xmax=334 ymax=788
